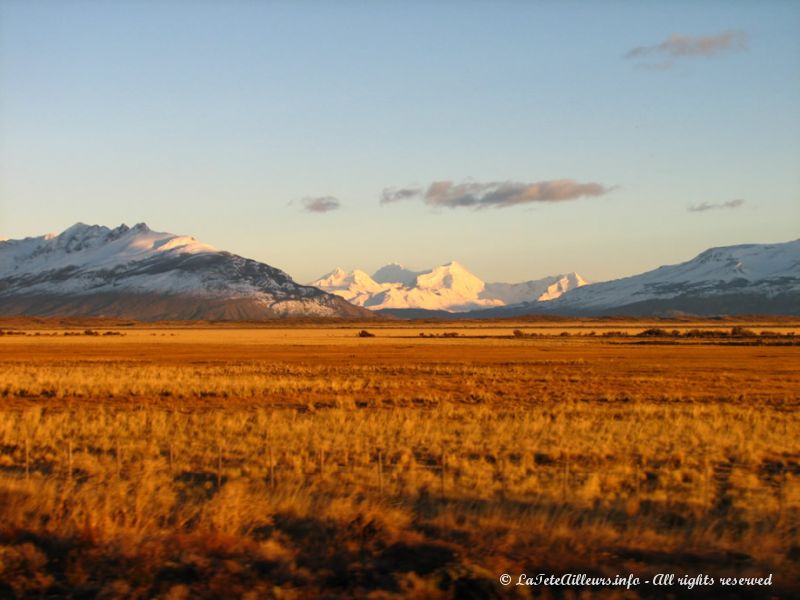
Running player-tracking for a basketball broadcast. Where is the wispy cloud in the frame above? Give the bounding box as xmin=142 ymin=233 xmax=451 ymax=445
xmin=381 ymin=179 xmax=613 ymax=210
xmin=301 ymin=196 xmax=341 ymax=213
xmin=688 ymin=199 xmax=745 ymax=213
xmin=626 ymin=30 xmax=748 ymax=68
xmin=380 ymin=186 xmax=423 ymax=205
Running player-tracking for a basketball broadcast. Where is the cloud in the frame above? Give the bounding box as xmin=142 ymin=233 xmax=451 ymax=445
xmin=626 ymin=30 xmax=747 ymax=66
xmin=688 ymin=199 xmax=745 ymax=213
xmin=381 ymin=179 xmax=613 ymax=210
xmin=301 ymin=196 xmax=341 ymax=213
xmin=380 ymin=186 xmax=423 ymax=205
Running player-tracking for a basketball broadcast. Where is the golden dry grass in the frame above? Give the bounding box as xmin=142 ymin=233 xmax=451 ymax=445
xmin=0 ymin=319 xmax=798 ymax=598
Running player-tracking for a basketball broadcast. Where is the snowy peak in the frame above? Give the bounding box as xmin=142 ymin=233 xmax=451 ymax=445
xmin=684 ymin=242 xmax=799 ymax=280
xmin=537 ymin=272 xmax=589 ymax=301
xmin=0 ymin=223 xmax=374 ymax=320
xmin=313 ymin=260 xmax=588 ymax=312
xmin=0 ymin=222 xmax=219 ymax=277
xmin=313 ymin=268 xmax=383 ymax=293
xmin=309 ymin=268 xmax=385 ymax=305
xmin=314 ymin=267 xmax=350 ymax=287
xmin=482 ymin=272 xmax=589 ymax=305
xmin=551 ymin=239 xmax=800 ymax=313
xmin=415 ymin=261 xmax=485 ymax=296
xmin=51 ymin=222 xmax=150 ymax=249
xmin=52 ymin=222 xmax=116 ymax=253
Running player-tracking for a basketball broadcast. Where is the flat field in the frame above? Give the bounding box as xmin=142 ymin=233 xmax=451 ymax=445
xmin=0 ymin=318 xmax=798 ymax=598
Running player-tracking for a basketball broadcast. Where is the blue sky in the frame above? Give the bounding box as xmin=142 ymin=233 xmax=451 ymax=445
xmin=1 ymin=1 xmax=798 ymax=283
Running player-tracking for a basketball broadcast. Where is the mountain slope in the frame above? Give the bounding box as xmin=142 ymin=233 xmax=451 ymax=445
xmin=483 ymin=272 xmax=589 ymax=304
xmin=311 ymin=261 xmax=587 ymax=312
xmin=473 ymin=240 xmax=800 ymax=317
xmin=311 ymin=268 xmax=386 ymax=306
xmin=0 ymin=223 xmax=375 ymax=320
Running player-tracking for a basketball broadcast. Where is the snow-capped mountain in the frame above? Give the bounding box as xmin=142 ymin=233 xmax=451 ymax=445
xmin=368 ymin=261 xmax=505 ymax=312
xmin=549 ymin=240 xmax=800 ymax=315
xmin=477 ymin=239 xmax=800 ymax=317
xmin=311 ymin=268 xmax=387 ymax=306
xmin=311 ymin=261 xmax=588 ymax=312
xmin=483 ymin=273 xmax=589 ymax=304
xmin=0 ymin=223 xmax=374 ymax=320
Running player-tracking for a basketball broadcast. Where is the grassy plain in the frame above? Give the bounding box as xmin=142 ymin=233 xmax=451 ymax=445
xmin=0 ymin=318 xmax=798 ymax=598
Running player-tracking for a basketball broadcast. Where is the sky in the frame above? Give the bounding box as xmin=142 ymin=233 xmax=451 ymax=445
xmin=1 ymin=0 xmax=799 ymax=284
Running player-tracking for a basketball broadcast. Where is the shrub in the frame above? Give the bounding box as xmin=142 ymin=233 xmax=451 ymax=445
xmin=637 ymin=328 xmax=670 ymax=337
xmin=730 ymin=326 xmax=756 ymax=338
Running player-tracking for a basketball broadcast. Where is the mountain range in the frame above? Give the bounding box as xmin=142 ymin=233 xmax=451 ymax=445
xmin=0 ymin=223 xmax=373 ymax=320
xmin=311 ymin=262 xmax=588 ymax=312
xmin=1 ymin=223 xmax=797 ymax=319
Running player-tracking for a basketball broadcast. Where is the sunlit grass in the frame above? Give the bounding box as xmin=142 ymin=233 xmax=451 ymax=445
xmin=0 ymin=322 xmax=798 ymax=597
